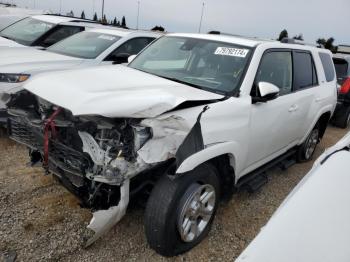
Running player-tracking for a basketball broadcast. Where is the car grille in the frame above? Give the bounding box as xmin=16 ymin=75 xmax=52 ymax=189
xmin=8 ymin=117 xmax=90 ymax=178
xmin=8 ymin=116 xmax=42 ymax=149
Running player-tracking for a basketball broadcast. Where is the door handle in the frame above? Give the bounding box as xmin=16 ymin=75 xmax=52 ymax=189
xmin=289 ymin=105 xmax=298 ymax=112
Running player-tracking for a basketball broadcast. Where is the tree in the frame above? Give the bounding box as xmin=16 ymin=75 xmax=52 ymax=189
xmin=293 ymin=33 xmax=304 ymax=41
xmin=151 ymin=25 xmax=165 ymax=32
xmin=113 ymin=17 xmax=118 ymax=26
xmin=277 ymin=29 xmax=288 ymax=41
xmin=121 ymin=16 xmax=126 ymax=28
xmin=81 ymin=11 xmax=86 ymax=19
xmin=93 ymin=12 xmax=98 ymax=21
xmin=102 ymin=14 xmax=107 ymax=24
xmin=317 ymin=37 xmax=337 ymax=52
xmin=67 ymin=10 xmax=74 ymax=17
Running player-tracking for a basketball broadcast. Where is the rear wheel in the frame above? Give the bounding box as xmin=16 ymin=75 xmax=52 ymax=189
xmin=144 ymin=163 xmax=220 ymax=257
xmin=336 ymin=106 xmax=350 ymax=129
xmin=296 ymin=126 xmax=320 ymax=162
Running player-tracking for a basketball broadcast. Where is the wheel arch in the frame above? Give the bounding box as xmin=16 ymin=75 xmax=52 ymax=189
xmin=175 ymin=142 xmax=238 ymax=198
xmin=317 ymin=111 xmax=332 ymax=139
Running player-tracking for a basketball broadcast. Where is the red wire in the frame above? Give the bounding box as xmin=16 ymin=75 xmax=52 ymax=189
xmin=43 ymin=108 xmax=62 ymax=167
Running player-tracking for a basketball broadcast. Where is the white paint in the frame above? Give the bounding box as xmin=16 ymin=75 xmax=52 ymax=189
xmin=0 ymin=29 xmax=160 ymax=108
xmin=23 ymin=65 xmax=223 ymax=118
xmin=86 ymin=179 xmax=130 ymax=246
xmin=235 ymin=133 xmax=350 ymax=262
xmin=22 ymin=34 xmax=337 ymax=184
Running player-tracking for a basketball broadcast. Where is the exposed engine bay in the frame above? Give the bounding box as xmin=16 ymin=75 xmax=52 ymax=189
xmin=6 ymin=90 xmax=162 ymax=207
xmin=5 ymin=88 xmax=207 ymax=246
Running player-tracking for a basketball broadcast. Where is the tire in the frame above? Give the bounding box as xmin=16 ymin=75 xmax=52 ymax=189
xmin=144 ymin=163 xmax=220 ymax=257
xmin=296 ymin=125 xmax=320 ymax=162
xmin=335 ymin=106 xmax=350 ymax=129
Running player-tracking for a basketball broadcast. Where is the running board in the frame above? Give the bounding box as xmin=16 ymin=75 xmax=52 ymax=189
xmin=236 ymin=149 xmax=297 ymax=192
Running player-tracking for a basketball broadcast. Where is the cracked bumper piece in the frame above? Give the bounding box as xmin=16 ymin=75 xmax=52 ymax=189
xmin=86 ymin=179 xmax=130 ymax=247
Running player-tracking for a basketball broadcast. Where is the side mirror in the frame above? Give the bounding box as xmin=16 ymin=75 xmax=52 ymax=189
xmin=111 ymin=53 xmax=130 ymax=64
xmin=128 ymin=54 xmax=137 ymax=64
xmin=252 ymin=82 xmax=280 ymax=103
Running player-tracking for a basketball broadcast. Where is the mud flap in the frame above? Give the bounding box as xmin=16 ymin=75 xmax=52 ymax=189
xmin=85 ymin=179 xmax=130 ymax=247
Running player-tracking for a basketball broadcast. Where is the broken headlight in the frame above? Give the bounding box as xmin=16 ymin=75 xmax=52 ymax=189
xmin=133 ymin=126 xmax=151 ymax=152
xmin=0 ymin=73 xmax=30 ymax=83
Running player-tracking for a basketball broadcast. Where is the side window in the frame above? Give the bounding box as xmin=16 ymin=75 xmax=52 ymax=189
xmin=293 ymin=51 xmax=318 ymax=90
xmin=105 ymin=37 xmax=154 ymax=61
xmin=319 ymin=52 xmax=336 ymax=82
xmin=255 ymin=51 xmax=293 ymax=95
xmin=39 ymin=26 xmax=84 ymax=47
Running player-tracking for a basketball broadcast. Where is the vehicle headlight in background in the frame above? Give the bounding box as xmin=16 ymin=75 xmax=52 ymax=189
xmin=0 ymin=73 xmax=30 ymax=83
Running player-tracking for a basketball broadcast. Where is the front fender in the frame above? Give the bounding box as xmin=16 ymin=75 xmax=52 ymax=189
xmin=175 ymin=141 xmax=239 ymax=175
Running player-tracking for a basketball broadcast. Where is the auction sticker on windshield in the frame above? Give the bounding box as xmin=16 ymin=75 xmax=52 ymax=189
xmin=214 ymin=47 xmax=249 ymax=57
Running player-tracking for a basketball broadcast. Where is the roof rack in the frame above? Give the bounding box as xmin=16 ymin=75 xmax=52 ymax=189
xmin=44 ymin=14 xmax=100 ymax=24
xmin=337 ymin=45 xmax=350 ymax=55
xmin=281 ymin=37 xmax=320 ymax=48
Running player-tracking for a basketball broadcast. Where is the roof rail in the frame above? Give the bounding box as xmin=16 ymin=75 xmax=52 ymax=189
xmin=44 ymin=14 xmax=100 ymax=24
xmin=281 ymin=37 xmax=320 ymax=48
xmin=337 ymin=45 xmax=350 ymax=54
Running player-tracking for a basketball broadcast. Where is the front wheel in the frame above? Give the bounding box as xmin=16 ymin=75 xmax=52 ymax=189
xmin=144 ymin=163 xmax=220 ymax=257
xmin=296 ymin=126 xmax=320 ymax=162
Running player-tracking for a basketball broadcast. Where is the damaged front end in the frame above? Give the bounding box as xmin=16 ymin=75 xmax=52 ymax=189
xmin=6 ymin=90 xmax=169 ymax=245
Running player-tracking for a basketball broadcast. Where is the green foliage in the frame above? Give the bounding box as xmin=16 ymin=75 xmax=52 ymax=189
xmin=317 ymin=37 xmax=337 ymax=52
xmin=278 ymin=29 xmax=288 ymax=41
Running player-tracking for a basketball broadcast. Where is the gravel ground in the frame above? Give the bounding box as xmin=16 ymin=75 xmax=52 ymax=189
xmin=0 ymin=126 xmax=348 ymax=262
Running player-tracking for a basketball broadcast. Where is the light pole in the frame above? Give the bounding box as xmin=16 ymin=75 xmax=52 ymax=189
xmin=136 ymin=1 xmax=140 ymax=29
xmin=198 ymin=2 xmax=205 ymax=33
xmin=101 ymin=0 xmax=105 ymax=20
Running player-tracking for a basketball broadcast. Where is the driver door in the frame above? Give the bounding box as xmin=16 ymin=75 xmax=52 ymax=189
xmin=247 ymin=50 xmax=300 ymax=167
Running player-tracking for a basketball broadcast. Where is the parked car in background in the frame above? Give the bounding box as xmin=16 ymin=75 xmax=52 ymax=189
xmin=235 ymin=131 xmax=350 ymax=262
xmin=6 ymin=34 xmax=337 ymax=256
xmin=0 ymin=15 xmax=102 ymax=48
xmin=332 ymin=47 xmax=350 ymax=128
xmin=0 ymin=27 xmax=160 ymax=124
xmin=0 ymin=15 xmax=27 ymax=31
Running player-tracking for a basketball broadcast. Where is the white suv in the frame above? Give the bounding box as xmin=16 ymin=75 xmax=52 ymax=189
xmin=6 ymin=33 xmax=337 ymax=256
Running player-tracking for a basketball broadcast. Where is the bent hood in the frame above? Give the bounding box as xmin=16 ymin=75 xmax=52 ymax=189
xmin=0 ymin=47 xmax=83 ymax=73
xmin=24 ymin=65 xmax=224 ymax=118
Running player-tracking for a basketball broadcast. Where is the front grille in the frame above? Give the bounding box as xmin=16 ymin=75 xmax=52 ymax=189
xmin=8 ymin=117 xmax=42 ymax=149
xmin=9 ymin=116 xmax=91 ymax=178
xmin=49 ymin=139 xmax=90 ymax=177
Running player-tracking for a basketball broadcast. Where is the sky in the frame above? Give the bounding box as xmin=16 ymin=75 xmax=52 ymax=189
xmin=6 ymin=0 xmax=350 ymax=44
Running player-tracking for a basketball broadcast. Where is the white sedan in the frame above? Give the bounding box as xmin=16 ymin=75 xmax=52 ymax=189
xmin=236 ymin=132 xmax=350 ymax=262
xmin=0 ymin=27 xmax=159 ymax=123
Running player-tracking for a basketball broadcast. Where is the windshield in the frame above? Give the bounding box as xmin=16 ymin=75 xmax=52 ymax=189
xmin=129 ymin=36 xmax=252 ymax=94
xmin=0 ymin=17 xmax=54 ymax=46
xmin=47 ymin=31 xmax=121 ymax=59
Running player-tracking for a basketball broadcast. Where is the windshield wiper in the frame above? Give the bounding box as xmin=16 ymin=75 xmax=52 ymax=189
xmin=154 ymin=74 xmax=206 ymax=91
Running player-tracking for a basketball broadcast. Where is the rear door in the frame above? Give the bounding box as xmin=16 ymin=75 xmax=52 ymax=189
xmin=289 ymin=50 xmax=319 ymax=140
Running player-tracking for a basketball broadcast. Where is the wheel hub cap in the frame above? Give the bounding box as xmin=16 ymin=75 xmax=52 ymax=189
xmin=305 ymin=129 xmax=319 ymax=159
xmin=178 ymin=184 xmax=216 ymax=242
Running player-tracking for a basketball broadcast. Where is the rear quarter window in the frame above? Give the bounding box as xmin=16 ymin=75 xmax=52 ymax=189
xmin=319 ymin=52 xmax=335 ymax=82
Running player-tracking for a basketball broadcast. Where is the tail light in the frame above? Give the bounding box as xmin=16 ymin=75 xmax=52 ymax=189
xmin=340 ymin=77 xmax=350 ymax=94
